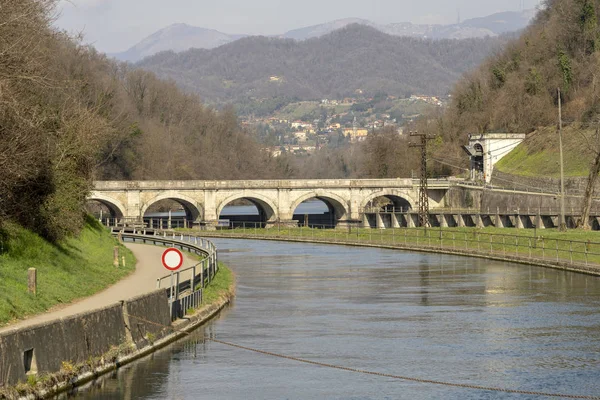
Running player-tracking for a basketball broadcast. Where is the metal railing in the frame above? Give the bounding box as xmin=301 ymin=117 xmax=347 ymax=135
xmin=115 ymin=232 xmax=219 ymax=321
xmin=188 ymin=222 xmax=600 ymax=274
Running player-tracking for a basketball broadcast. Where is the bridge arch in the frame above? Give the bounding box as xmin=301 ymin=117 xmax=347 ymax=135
xmin=141 ymin=192 xmax=203 ymax=222
xmin=288 ymin=192 xmax=349 ymax=224
xmin=360 ymin=191 xmax=416 ymax=213
xmin=87 ymin=193 xmax=127 ymax=219
xmin=217 ymin=192 xmax=278 ymax=223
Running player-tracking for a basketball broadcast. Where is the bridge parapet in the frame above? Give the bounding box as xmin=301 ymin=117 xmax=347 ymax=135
xmin=93 ymin=179 xmax=421 ymax=191
xmin=89 ymin=179 xmax=455 ymax=227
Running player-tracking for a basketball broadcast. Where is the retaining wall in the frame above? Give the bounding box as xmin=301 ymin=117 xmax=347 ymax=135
xmin=123 ymin=289 xmax=171 ymax=348
xmin=0 ymin=289 xmax=170 ymax=387
xmin=491 ymin=170 xmax=600 ymax=195
xmin=0 ymin=304 xmax=126 ymax=386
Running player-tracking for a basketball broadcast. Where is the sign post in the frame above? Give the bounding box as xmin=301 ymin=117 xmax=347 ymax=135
xmin=161 ymin=248 xmax=184 ymax=317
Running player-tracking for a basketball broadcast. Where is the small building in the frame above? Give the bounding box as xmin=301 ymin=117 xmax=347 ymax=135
xmin=463 ymin=133 xmax=526 ymax=183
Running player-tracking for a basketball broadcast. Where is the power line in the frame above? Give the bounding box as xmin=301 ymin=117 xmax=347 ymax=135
xmin=208 ymin=337 xmax=600 ymax=399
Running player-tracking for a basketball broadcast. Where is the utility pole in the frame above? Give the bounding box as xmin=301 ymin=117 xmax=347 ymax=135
xmin=558 ymin=88 xmax=567 ymax=232
xmin=410 ymin=131 xmax=434 ymax=227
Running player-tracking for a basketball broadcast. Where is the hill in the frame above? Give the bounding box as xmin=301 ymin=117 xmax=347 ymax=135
xmin=0 ymin=0 xmax=285 ymax=241
xmin=138 ymin=24 xmax=507 ymax=112
xmin=113 ymin=10 xmax=534 ymax=62
xmin=424 ymin=0 xmax=600 ymax=178
xmin=111 ymin=23 xmax=247 ymax=62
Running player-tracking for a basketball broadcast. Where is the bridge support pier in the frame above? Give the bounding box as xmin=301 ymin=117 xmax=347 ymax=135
xmin=475 ymin=214 xmax=484 ymax=229
xmin=376 ymin=213 xmax=384 ymax=229
xmin=392 ymin=214 xmax=401 ymax=228
xmin=407 ymin=213 xmax=417 ymax=228
xmin=439 ymin=214 xmax=448 ymax=228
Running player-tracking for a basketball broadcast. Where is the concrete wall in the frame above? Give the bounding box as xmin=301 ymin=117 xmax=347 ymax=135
xmin=479 ymin=189 xmax=600 ymax=213
xmin=443 ymin=187 xmax=484 ymax=209
xmin=444 ymin=182 xmax=600 ymax=214
xmin=0 ymin=289 xmax=171 ymax=386
xmin=123 ymin=289 xmax=171 ymax=349
xmin=0 ymin=304 xmax=126 ymax=386
xmin=491 ymin=170 xmax=600 ymax=195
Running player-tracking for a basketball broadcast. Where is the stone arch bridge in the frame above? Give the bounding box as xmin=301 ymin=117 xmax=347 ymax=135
xmin=89 ymin=179 xmax=451 ymax=228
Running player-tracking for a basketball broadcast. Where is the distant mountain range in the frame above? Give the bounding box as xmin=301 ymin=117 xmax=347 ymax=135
xmin=137 ymin=24 xmax=507 ymax=113
xmin=112 ymin=10 xmax=536 ymax=62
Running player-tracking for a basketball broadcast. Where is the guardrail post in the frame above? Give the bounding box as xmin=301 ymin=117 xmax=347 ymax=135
xmin=191 ymin=265 xmax=196 ymax=292
xmin=201 ymin=260 xmax=205 ymax=288
xmin=570 ymin=241 xmax=573 ymax=264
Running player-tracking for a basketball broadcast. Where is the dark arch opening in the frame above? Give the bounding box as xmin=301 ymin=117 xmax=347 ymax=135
xmin=85 ymin=200 xmax=123 ymax=226
xmin=364 ymin=195 xmax=413 ymax=228
xmin=219 ymin=198 xmax=273 ymax=228
xmin=143 ymin=199 xmax=201 ymax=229
xmin=292 ymin=198 xmax=338 ymax=228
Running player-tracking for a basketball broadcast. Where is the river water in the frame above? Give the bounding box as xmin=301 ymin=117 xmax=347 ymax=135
xmin=67 ymin=239 xmax=600 ymax=399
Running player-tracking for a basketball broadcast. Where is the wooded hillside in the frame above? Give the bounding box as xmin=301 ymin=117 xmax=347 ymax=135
xmin=138 ymin=25 xmax=506 ymax=112
xmin=0 ymin=0 xmax=284 ymax=241
xmin=428 ymin=0 xmax=600 ymax=172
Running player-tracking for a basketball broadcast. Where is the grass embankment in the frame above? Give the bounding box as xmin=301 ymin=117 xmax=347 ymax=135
xmin=0 ymin=217 xmax=135 ymax=326
xmin=201 ymin=262 xmax=234 ymax=304
xmin=185 ymin=225 xmax=600 ymax=268
xmin=495 ymin=124 xmax=597 ymax=178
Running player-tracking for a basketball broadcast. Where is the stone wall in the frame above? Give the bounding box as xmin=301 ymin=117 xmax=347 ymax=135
xmin=0 ymin=289 xmax=170 ymax=386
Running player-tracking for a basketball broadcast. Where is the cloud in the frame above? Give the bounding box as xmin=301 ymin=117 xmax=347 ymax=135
xmin=58 ymin=0 xmax=109 ymax=9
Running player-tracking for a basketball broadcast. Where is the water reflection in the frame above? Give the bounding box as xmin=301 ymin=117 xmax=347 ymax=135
xmin=67 ymin=240 xmax=600 ymax=400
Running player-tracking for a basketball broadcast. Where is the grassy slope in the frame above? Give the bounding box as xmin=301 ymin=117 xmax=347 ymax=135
xmin=201 ymin=262 xmax=234 ymax=304
xmin=0 ymin=218 xmax=135 ymax=326
xmin=495 ymin=125 xmax=596 ymax=177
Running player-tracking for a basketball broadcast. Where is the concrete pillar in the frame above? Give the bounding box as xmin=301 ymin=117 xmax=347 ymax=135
xmin=392 ymin=214 xmax=401 ymax=228
xmin=456 ymin=214 xmax=465 ymax=228
xmin=475 ymin=214 xmax=484 ymax=229
xmin=516 ymin=215 xmax=525 ymax=229
xmin=363 ymin=213 xmax=371 ymax=229
xmin=168 ymin=210 xmax=172 ymax=229
xmin=376 ymin=213 xmax=384 ymax=229
xmin=535 ymin=214 xmax=544 ymax=229
xmin=495 ymin=212 xmax=504 ymax=228
xmin=407 ymin=213 xmax=416 ymax=228
xmin=439 ymin=214 xmax=448 ymax=228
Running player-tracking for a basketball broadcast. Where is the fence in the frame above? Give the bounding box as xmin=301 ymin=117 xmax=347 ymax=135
xmin=192 ymin=222 xmax=600 ymax=273
xmin=116 ymin=232 xmax=218 ymax=321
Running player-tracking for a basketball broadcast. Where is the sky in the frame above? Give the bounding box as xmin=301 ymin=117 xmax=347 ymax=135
xmin=55 ymin=0 xmax=542 ymax=53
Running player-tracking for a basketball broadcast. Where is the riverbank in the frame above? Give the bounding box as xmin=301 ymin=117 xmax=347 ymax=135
xmin=178 ymin=226 xmax=600 ymax=276
xmin=0 ymin=218 xmax=135 ymax=326
xmin=1 ymin=263 xmax=234 ymax=400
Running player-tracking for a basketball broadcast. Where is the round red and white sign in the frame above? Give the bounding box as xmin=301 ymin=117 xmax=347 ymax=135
xmin=161 ymin=247 xmax=184 ymax=271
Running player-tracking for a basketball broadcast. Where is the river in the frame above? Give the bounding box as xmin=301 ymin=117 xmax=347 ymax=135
xmin=65 ymin=239 xmax=600 ymax=399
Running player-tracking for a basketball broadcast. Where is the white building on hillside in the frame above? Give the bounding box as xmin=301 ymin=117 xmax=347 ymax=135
xmin=463 ymin=133 xmax=526 ymax=183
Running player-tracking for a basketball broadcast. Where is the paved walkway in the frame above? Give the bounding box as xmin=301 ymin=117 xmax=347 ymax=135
xmin=0 ymin=243 xmax=199 ymax=333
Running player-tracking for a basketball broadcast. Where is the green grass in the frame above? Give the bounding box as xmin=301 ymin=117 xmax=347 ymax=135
xmin=495 ymin=125 xmax=596 ymax=178
xmin=0 ymin=217 xmax=136 ymax=326
xmin=201 ymin=263 xmax=233 ymax=305
xmin=183 ymin=225 xmax=600 ymax=268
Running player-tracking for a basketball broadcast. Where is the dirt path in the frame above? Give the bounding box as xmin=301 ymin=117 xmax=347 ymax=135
xmin=0 ymin=243 xmax=199 ymax=333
